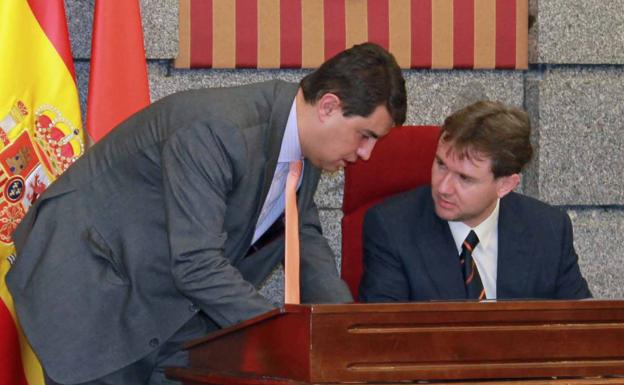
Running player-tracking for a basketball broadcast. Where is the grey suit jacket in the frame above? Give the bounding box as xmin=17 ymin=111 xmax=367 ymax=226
xmin=359 ymin=186 xmax=591 ymax=302
xmin=7 ymin=80 xmax=352 ymax=383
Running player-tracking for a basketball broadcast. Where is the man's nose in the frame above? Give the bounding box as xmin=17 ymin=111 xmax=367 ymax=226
xmin=437 ymin=173 xmax=454 ymax=194
xmin=356 ymin=138 xmax=376 ymax=161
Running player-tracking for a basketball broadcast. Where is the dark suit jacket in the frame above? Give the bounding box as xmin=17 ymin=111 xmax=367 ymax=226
xmin=6 ymin=80 xmax=352 ymax=384
xmin=359 ymin=186 xmax=591 ymax=302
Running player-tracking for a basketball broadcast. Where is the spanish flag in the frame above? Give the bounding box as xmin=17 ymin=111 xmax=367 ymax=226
xmin=0 ymin=1 xmax=85 ymax=384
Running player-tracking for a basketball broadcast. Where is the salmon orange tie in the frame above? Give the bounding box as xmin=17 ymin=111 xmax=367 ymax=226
xmin=284 ymin=160 xmax=302 ymax=304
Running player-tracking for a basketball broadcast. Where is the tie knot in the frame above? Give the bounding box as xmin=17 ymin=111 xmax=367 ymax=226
xmin=463 ymin=230 xmax=479 ymax=252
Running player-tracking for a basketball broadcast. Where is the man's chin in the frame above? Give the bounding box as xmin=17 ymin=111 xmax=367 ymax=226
xmin=324 ymin=165 xmax=342 ymax=173
xmin=319 ymin=161 xmax=345 ymax=172
xmin=434 ymin=205 xmax=460 ymax=222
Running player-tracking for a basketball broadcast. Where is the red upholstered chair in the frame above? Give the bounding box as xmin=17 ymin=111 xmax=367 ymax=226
xmin=341 ymin=125 xmax=440 ymax=300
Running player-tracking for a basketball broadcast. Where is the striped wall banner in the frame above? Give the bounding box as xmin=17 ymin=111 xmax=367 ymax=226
xmin=175 ymin=0 xmax=528 ymax=69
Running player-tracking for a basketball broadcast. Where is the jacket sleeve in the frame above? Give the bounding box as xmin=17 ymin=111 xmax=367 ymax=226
xmin=359 ymin=205 xmax=411 ymax=303
xmin=162 ymin=122 xmax=274 ymax=328
xmin=555 ymin=212 xmax=593 ymax=299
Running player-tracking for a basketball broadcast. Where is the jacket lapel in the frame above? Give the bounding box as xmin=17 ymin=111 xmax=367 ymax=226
xmin=417 ymin=201 xmax=467 ymax=299
xmin=238 ymin=82 xmax=299 ymax=259
xmin=497 ymin=194 xmax=534 ymax=298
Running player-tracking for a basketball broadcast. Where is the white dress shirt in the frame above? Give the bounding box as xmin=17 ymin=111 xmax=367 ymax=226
xmin=448 ymin=200 xmax=500 ymax=299
xmin=252 ymin=99 xmax=303 ymax=244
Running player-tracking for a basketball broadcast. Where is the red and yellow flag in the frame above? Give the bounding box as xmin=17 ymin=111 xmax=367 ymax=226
xmin=0 ymin=1 xmax=85 ymax=384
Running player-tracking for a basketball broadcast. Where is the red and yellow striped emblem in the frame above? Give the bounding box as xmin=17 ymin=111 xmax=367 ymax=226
xmin=176 ymin=0 xmax=528 ymax=69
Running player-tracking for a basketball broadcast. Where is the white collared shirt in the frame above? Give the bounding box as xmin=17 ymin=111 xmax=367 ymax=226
xmin=448 ymin=200 xmax=500 ymax=299
xmin=252 ymin=99 xmax=303 ymax=244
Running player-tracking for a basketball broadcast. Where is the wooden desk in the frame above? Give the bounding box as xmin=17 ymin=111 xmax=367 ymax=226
xmin=167 ymin=300 xmax=624 ymax=385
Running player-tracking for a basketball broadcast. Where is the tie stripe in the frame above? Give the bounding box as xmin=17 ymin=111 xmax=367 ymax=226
xmin=465 ymin=260 xmax=477 ymax=284
xmin=460 ymin=230 xmax=485 ymax=300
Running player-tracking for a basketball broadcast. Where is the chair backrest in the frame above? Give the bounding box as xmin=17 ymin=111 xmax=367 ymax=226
xmin=341 ymin=125 xmax=440 ymax=299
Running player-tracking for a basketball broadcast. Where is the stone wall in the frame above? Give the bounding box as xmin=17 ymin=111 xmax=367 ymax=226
xmin=65 ymin=0 xmax=623 ymax=302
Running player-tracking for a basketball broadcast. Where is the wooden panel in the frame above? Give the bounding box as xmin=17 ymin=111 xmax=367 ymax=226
xmin=169 ymin=301 xmax=624 ymax=384
xmin=169 ymin=367 xmax=624 ymax=385
xmin=310 ymin=301 xmax=624 ymax=382
xmin=184 ymin=307 xmax=312 ymax=382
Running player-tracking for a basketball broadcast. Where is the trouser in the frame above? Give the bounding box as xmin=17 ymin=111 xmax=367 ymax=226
xmin=45 ymin=313 xmax=216 ymax=385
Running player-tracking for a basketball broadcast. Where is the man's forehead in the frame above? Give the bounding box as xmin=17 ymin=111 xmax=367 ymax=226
xmin=437 ymin=139 xmax=492 ymax=168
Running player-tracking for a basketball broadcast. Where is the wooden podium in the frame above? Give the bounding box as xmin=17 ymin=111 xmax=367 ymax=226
xmin=166 ymin=300 xmax=624 ymax=385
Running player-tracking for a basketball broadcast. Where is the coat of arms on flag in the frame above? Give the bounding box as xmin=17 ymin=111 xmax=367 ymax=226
xmin=0 ymin=100 xmax=83 ymax=246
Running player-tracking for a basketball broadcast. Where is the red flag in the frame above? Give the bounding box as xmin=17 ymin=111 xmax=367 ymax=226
xmin=86 ymin=0 xmax=150 ymax=143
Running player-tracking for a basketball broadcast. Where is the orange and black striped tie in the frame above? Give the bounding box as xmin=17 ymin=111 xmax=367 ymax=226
xmin=460 ymin=230 xmax=485 ymax=300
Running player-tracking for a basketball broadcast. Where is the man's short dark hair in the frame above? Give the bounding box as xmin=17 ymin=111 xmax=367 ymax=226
xmin=440 ymin=100 xmax=533 ymax=178
xmin=300 ymin=42 xmax=407 ymax=126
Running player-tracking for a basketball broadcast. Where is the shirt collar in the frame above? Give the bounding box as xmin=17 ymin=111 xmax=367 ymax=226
xmin=448 ymin=199 xmax=500 ymax=253
xmin=278 ymin=99 xmax=303 ymax=163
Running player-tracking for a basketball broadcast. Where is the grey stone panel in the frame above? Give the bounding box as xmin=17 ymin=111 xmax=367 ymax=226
xmin=65 ymin=0 xmax=93 ymax=59
xmin=318 ymin=209 xmax=344 ymax=269
xmin=315 ymin=171 xmax=344 ymax=210
xmin=74 ymin=61 xmax=90 ymax=127
xmin=257 ymin=266 xmax=284 ymax=307
xmin=525 ymin=68 xmax=624 ymax=205
xmin=537 ymin=0 xmax=624 ymax=64
xmin=66 ymin=0 xmax=178 ymax=60
xmin=403 ymin=70 xmax=524 ymax=125
xmin=568 ymin=208 xmax=624 ymax=299
xmin=148 ymin=66 xmax=311 ymax=101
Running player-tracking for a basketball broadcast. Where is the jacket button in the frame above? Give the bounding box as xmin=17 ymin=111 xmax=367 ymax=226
xmin=189 ymin=303 xmax=199 ymax=312
xmin=149 ymin=338 xmax=159 ymax=348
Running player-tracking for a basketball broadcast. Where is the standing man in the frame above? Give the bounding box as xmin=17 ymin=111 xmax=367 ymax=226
xmin=7 ymin=43 xmax=406 ymax=385
xmin=360 ymin=100 xmax=590 ymax=303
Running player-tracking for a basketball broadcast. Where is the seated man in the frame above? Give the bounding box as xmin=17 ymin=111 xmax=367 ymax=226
xmin=359 ymin=101 xmax=591 ymax=302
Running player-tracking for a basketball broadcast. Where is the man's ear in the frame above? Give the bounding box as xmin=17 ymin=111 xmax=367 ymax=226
xmin=317 ymin=93 xmax=341 ymax=122
xmin=496 ymin=173 xmax=520 ymax=199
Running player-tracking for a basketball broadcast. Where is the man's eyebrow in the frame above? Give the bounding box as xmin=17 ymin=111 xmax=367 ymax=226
xmin=363 ymin=129 xmax=380 ymax=139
